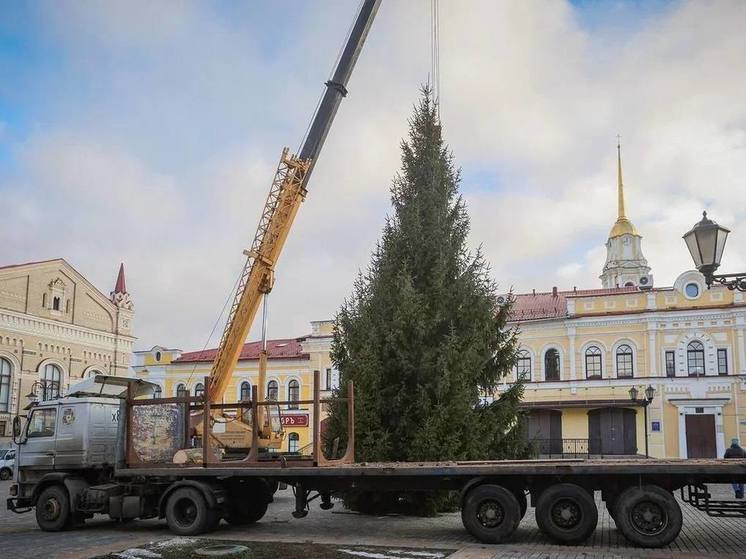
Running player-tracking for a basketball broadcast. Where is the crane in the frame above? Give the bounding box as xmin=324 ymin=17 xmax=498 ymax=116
xmin=205 ymin=0 xmax=381 ymax=449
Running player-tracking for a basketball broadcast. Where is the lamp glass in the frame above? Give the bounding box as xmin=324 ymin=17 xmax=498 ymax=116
xmin=695 ymin=225 xmax=718 ymax=268
xmin=628 ymin=386 xmax=639 ymax=401
xmin=684 ymin=230 xmax=703 ymax=268
xmin=645 ymin=385 xmax=655 ymax=402
xmin=715 ymin=227 xmax=729 ymax=269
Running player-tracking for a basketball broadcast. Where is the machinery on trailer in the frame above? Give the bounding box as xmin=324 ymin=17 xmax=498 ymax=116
xmin=7 ymin=374 xmax=746 ymax=548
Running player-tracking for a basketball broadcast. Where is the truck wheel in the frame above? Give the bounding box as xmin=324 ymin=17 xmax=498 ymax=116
xmin=614 ymin=485 xmax=682 ymax=548
xmin=535 ymin=483 xmax=597 ymax=545
xmin=461 ymin=484 xmax=521 ymax=544
xmin=165 ymin=487 xmax=212 ymax=536
xmin=226 ymin=495 xmax=268 ymax=525
xmin=36 ymin=485 xmax=71 ymax=532
xmin=513 ymin=489 xmax=528 ymax=520
xmin=0 ymin=467 xmax=11 ymax=480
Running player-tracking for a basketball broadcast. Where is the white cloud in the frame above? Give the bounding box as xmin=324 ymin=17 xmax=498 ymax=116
xmin=2 ymin=0 xmax=746 ymax=351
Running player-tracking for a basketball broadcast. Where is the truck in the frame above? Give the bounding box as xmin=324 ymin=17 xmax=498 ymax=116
xmin=7 ymin=373 xmax=746 ymax=549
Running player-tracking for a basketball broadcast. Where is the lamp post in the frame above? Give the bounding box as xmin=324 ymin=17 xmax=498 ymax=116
xmin=25 ymin=379 xmax=57 ymax=404
xmin=629 ymin=385 xmax=656 ymax=458
xmin=683 ymin=212 xmax=746 ymax=291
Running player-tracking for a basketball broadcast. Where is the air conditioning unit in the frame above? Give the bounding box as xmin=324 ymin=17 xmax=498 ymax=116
xmin=497 ymin=295 xmax=508 ymax=306
xmin=639 ymin=274 xmax=654 ymax=290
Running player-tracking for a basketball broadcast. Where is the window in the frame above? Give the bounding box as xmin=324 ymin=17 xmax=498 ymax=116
xmin=326 ymin=368 xmax=332 ymax=390
xmin=288 ymin=380 xmax=300 ymax=410
xmin=267 ymin=380 xmax=278 ymax=401
xmin=616 ymin=344 xmax=634 ymax=378
xmin=152 ymin=385 xmax=162 ymax=399
xmin=288 ymin=432 xmax=300 ymax=454
xmin=665 ymin=351 xmax=676 ymax=377
xmin=42 ymin=293 xmax=47 ymax=308
xmin=0 ymin=357 xmax=11 ymax=412
xmin=52 ymin=296 xmax=61 ymax=311
xmin=717 ymin=348 xmax=728 ymax=375
xmin=155 ymin=351 xmax=161 ymax=362
xmin=240 ymin=381 xmax=252 ymax=401
xmin=687 ymin=341 xmax=705 ymax=376
xmin=176 ymin=383 xmax=188 ymax=397
xmin=194 ymin=383 xmax=205 ymax=398
xmin=65 ymin=299 xmax=70 ymax=313
xmin=685 ymin=283 xmax=700 ymax=298
xmin=585 ymin=346 xmax=602 ymax=379
xmin=515 ymin=350 xmax=531 ymax=381
xmin=544 ymin=349 xmax=560 ymax=381
xmin=0 ymin=420 xmax=6 ymax=437
xmin=27 ymin=408 xmax=56 ymax=438
xmin=41 ymin=363 xmax=62 ymax=400
xmin=87 ymin=369 xmax=102 ymax=378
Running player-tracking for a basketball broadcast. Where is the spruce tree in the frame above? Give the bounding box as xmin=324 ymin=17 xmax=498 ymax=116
xmin=324 ymin=88 xmax=529 ymax=513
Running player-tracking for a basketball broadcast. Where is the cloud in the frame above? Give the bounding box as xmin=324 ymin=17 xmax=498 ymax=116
xmin=1 ymin=0 xmax=745 ymax=352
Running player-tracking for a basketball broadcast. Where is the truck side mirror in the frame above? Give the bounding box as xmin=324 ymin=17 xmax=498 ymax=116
xmin=12 ymin=416 xmax=22 ymax=442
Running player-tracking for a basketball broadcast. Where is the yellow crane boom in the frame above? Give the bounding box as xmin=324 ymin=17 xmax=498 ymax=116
xmin=206 ymin=0 xmax=381 ymax=447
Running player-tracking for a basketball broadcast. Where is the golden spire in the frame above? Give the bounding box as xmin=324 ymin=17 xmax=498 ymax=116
xmin=609 ymin=136 xmax=638 ymax=238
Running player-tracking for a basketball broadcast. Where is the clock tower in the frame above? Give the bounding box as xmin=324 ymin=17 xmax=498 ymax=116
xmin=600 ymin=141 xmax=651 ymax=289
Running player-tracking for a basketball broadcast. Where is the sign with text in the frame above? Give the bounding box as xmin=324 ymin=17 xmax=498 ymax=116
xmin=281 ymin=414 xmax=309 ymax=427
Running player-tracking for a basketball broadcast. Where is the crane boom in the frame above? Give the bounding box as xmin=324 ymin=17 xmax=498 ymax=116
xmin=208 ymin=0 xmax=381 ymax=405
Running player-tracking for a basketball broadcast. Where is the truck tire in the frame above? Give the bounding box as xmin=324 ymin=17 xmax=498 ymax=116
xmin=226 ymin=497 xmax=268 ymax=526
xmin=0 ymin=467 xmax=11 ymax=480
xmin=461 ymin=484 xmax=521 ymax=544
xmin=165 ymin=487 xmax=213 ymax=536
xmin=35 ymin=485 xmax=71 ymax=532
xmin=614 ymin=485 xmax=682 ymax=548
xmin=535 ymin=483 xmax=597 ymax=545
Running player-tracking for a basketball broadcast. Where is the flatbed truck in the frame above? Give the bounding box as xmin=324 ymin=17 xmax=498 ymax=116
xmin=7 ymin=375 xmax=746 ymax=549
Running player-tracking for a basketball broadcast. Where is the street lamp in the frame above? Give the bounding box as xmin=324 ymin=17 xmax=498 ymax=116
xmin=683 ymin=212 xmax=746 ymax=291
xmin=25 ymin=380 xmax=57 ymax=404
xmin=629 ymin=385 xmax=656 ymax=458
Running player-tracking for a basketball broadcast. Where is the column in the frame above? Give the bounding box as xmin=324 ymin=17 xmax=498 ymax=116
xmin=568 ymin=327 xmax=577 ymax=380
xmin=648 ymin=329 xmax=657 ymax=377
xmin=737 ymin=327 xmax=745 ymax=374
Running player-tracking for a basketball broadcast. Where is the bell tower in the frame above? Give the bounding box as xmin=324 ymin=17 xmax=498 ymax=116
xmin=600 ymin=140 xmax=651 ymax=289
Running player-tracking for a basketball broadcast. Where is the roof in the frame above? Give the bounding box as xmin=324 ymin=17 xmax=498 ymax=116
xmin=114 ymin=263 xmax=127 ymax=294
xmin=509 ymin=286 xmax=640 ymax=322
xmin=174 ymin=337 xmax=309 ymax=364
xmin=0 ymin=258 xmax=65 ymax=271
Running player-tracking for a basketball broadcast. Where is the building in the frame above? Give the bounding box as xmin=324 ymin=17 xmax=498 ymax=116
xmin=132 ymin=320 xmax=338 ymax=454
xmin=509 ymin=146 xmax=746 ymax=459
xmin=0 ymin=259 xmax=135 ymax=440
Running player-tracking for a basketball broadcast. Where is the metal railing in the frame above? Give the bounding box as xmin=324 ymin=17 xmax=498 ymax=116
xmin=529 ymin=438 xmax=598 ymax=458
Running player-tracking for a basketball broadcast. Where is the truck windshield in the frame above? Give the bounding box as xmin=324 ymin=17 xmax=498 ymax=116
xmin=27 ymin=408 xmax=56 ymax=438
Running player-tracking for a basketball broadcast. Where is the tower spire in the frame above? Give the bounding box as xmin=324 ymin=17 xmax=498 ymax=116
xmin=617 ymin=135 xmax=626 ymax=219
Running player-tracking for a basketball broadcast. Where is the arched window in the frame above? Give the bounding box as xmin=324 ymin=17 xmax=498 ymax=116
xmin=194 ymin=383 xmax=205 ymax=398
xmin=0 ymin=357 xmax=12 ymax=412
xmin=41 ymin=363 xmax=61 ymax=400
xmin=516 ymin=350 xmax=531 ymax=381
xmin=687 ymin=340 xmax=705 ymax=376
xmin=288 ymin=380 xmax=300 ymax=410
xmin=52 ymin=297 xmax=61 ymax=311
xmin=544 ymin=349 xmax=560 ymax=381
xmin=585 ymin=346 xmax=602 ymax=379
xmin=616 ymin=344 xmax=634 ymax=378
xmin=288 ymin=432 xmax=300 ymax=454
xmin=240 ymin=381 xmax=252 ymax=401
xmin=87 ymin=369 xmax=103 ymax=378
xmin=155 ymin=351 xmax=162 ymax=362
xmin=176 ymin=383 xmax=188 ymax=397
xmin=152 ymin=385 xmax=162 ymax=399
xmin=267 ymin=380 xmax=278 ymax=401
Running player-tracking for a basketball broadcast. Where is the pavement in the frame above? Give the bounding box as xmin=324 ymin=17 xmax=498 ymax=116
xmin=2 ymin=480 xmax=746 ymax=559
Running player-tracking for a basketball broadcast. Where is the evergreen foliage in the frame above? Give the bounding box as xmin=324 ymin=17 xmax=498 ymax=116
xmin=324 ymin=88 xmax=530 ymax=514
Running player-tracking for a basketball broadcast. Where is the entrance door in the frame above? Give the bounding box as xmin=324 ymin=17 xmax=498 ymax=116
xmin=685 ymin=414 xmax=717 ymax=458
xmin=525 ymin=410 xmax=562 ymax=455
xmin=588 ymin=408 xmax=637 ymax=455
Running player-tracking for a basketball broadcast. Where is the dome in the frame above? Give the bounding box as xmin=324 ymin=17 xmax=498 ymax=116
xmin=609 ymin=217 xmax=639 ymax=238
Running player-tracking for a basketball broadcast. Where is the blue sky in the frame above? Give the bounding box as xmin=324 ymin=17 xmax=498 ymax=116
xmin=2 ymin=1 xmax=745 ymax=351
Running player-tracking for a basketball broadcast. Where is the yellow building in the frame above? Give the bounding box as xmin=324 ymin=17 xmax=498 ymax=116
xmin=132 ymin=320 xmax=337 ymax=454
xmin=508 ymin=146 xmax=746 ymax=459
xmin=0 ymin=259 xmax=135 ymax=442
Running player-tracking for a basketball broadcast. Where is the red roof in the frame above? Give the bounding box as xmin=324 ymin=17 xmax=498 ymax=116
xmin=113 ymin=263 xmax=127 ymax=294
xmin=509 ymin=286 xmax=640 ymax=322
xmin=175 ymin=338 xmax=308 ymax=363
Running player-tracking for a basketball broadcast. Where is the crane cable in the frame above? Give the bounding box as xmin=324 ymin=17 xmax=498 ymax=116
xmin=430 ymin=0 xmax=441 ymax=122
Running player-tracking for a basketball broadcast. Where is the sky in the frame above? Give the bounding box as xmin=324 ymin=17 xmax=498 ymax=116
xmin=1 ymin=0 xmax=745 ymax=352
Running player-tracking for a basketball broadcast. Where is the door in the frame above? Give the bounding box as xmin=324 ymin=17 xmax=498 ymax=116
xmin=526 ymin=410 xmax=562 ymax=455
xmin=17 ymin=406 xmax=58 ymax=469
xmin=685 ymin=414 xmax=717 ymax=458
xmin=588 ymin=408 xmax=637 ymax=455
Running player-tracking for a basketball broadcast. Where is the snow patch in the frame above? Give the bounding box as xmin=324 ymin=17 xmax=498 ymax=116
xmin=387 ymin=552 xmax=446 ymax=558
xmin=115 ymin=549 xmax=161 ymax=559
xmin=153 ymin=537 xmax=197 ymax=549
xmin=338 ymin=550 xmax=442 ymax=559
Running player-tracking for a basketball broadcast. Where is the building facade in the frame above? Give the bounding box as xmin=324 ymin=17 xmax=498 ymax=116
xmin=132 ymin=320 xmax=338 ymax=455
xmin=0 ymin=259 xmax=135 ymax=441
xmin=509 ymin=148 xmax=746 ymax=459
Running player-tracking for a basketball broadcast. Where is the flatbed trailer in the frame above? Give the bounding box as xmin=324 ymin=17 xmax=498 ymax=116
xmin=8 ymin=375 xmax=746 ymax=549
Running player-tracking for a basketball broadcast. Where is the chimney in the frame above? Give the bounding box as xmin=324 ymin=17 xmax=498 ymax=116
xmin=573 ymin=286 xmax=577 ymax=293
xmin=532 ymin=289 xmax=536 ymax=296
xmin=552 ymin=286 xmax=558 ymax=297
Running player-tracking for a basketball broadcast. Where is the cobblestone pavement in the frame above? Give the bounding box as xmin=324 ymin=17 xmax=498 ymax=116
xmin=2 ymin=480 xmax=746 ymax=559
